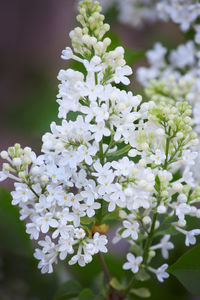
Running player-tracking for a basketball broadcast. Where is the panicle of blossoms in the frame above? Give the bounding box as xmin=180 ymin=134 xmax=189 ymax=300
xmin=103 ymin=0 xmax=200 ymax=40
xmin=1 ymin=0 xmax=200 ymax=287
xmin=76 ymin=0 xmax=115 ymax=12
xmin=137 ymin=40 xmax=200 ymax=184
xmin=156 ymin=0 xmax=200 ymax=43
xmin=0 ymin=0 xmax=145 ymax=274
xmin=117 ymin=0 xmax=158 ymax=28
xmin=117 ymin=99 xmax=200 ymax=274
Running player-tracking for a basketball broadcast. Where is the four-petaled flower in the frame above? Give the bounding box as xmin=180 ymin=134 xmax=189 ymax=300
xmin=123 ymin=253 xmax=143 ymax=274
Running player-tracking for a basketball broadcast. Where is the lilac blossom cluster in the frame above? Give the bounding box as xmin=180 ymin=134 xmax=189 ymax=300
xmin=137 ymin=40 xmax=200 ymax=183
xmin=0 ymin=0 xmax=200 ymax=285
xmin=99 ymin=0 xmax=200 ymax=39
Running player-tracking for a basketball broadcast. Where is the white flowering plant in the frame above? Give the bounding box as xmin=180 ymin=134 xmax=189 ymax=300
xmin=1 ymin=0 xmax=200 ymax=299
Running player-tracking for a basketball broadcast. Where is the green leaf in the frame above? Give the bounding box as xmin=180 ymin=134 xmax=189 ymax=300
xmin=102 ymin=208 xmax=120 ymax=222
xmin=135 ymin=269 xmax=150 ymax=282
xmin=124 ymin=48 xmax=145 ymax=66
xmin=155 ymin=226 xmax=178 ymax=237
xmin=154 ymin=175 xmax=161 ymax=193
xmin=67 ymin=111 xmax=82 ymax=122
xmin=168 ymin=245 xmax=200 ymax=295
xmin=130 ymin=243 xmax=143 ymax=256
xmin=80 ymin=216 xmax=95 ymax=225
xmin=54 ymin=280 xmax=82 ymax=300
xmin=107 ymin=145 xmax=131 ymax=157
xmin=104 ymin=31 xmax=144 ymax=66
xmin=130 ymin=287 xmax=151 ymax=298
xmin=110 ymin=278 xmax=124 ymax=291
xmin=78 ymin=289 xmax=95 ymax=300
xmin=0 ymin=188 xmax=32 ymax=257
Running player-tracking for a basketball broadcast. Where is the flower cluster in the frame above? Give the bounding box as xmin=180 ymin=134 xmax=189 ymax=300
xmin=1 ymin=0 xmax=200 ymax=289
xmin=0 ymin=0 xmax=142 ymax=274
xmin=156 ymin=0 xmax=200 ymax=44
xmin=98 ymin=0 xmax=200 ymax=38
xmin=117 ymin=0 xmax=158 ymax=28
xmin=137 ymin=39 xmax=200 ymax=182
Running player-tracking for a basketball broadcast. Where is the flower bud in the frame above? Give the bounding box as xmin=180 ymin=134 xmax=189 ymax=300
xmin=119 ymin=210 xmax=127 ymax=219
xmin=0 ymin=151 xmax=9 ymax=160
xmin=13 ymin=157 xmax=22 ymax=167
xmin=172 ymin=182 xmax=183 ymax=192
xmin=178 ymin=220 xmax=186 ymax=227
xmin=18 ymin=171 xmax=26 ymax=179
xmin=31 ymin=166 xmax=40 ymax=176
xmin=155 ymin=220 xmax=160 ymax=229
xmin=157 ymin=205 xmax=166 ymax=214
xmin=23 ymin=156 xmax=32 ymax=165
xmin=124 ymin=188 xmax=133 ymax=197
xmin=3 ymin=163 xmax=11 ymax=171
xmin=24 ymin=147 xmax=32 ymax=154
xmin=143 ymin=216 xmax=151 ymax=225
xmin=139 ymin=159 xmax=147 ymax=167
xmin=40 ymin=175 xmax=49 ymax=184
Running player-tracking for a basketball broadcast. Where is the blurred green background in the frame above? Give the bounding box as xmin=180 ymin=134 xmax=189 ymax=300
xmin=0 ymin=1 xmax=198 ymax=299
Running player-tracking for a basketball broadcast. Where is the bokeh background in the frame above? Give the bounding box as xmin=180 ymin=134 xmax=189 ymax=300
xmin=0 ymin=1 xmax=199 ymax=299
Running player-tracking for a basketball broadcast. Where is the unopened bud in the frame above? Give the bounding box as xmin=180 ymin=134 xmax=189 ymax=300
xmin=24 ymin=147 xmax=32 ymax=154
xmin=178 ymin=220 xmax=186 ymax=227
xmin=12 ymin=158 xmax=22 ymax=167
xmin=31 ymin=166 xmax=40 ymax=176
xmin=157 ymin=205 xmax=166 ymax=214
xmin=1 ymin=151 xmax=9 ymax=159
xmin=23 ymin=156 xmax=32 ymax=165
xmin=143 ymin=216 xmax=151 ymax=225
xmin=40 ymin=175 xmax=49 ymax=184
xmin=3 ymin=163 xmax=11 ymax=171
xmin=18 ymin=171 xmax=26 ymax=179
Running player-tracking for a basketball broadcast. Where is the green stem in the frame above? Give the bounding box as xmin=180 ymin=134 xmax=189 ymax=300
xmin=104 ymin=135 xmax=114 ymax=156
xmin=142 ymin=212 xmax=158 ymax=265
xmin=163 ymin=137 xmax=170 ymax=169
xmin=98 ymin=253 xmax=122 ymax=300
xmin=99 ymin=140 xmax=104 ymax=166
xmin=98 ymin=252 xmax=111 ymax=282
xmin=139 ymin=218 xmax=149 ymax=234
xmin=107 ymin=145 xmax=131 ymax=157
xmin=123 ymin=212 xmax=158 ymax=297
xmin=27 ymin=183 xmax=40 ymax=198
xmin=123 ymin=276 xmax=137 ymax=296
xmin=154 ymin=215 xmax=175 ymax=233
xmin=167 ymin=140 xmax=184 ymax=165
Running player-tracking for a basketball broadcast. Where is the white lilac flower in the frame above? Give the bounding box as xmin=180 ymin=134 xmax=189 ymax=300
xmin=151 ymin=235 xmax=174 ymax=259
xmin=93 ymin=233 xmax=108 ymax=253
xmin=90 ymin=122 xmax=111 ymax=142
xmin=61 ymin=47 xmax=73 ymax=60
xmin=113 ymin=66 xmax=132 ymax=85
xmin=146 ymin=43 xmax=167 ymax=68
xmin=149 ymin=264 xmax=169 ymax=282
xmin=122 ymin=220 xmax=139 ymax=240
xmin=123 ymin=253 xmax=142 ymax=274
xmin=36 ymin=213 xmax=58 ymax=234
xmin=176 ymin=227 xmax=200 ymax=246
xmin=26 ymin=223 xmax=40 ymax=240
xmin=150 ymin=149 xmax=166 ymax=165
xmin=0 ymin=170 xmax=9 ymax=182
xmin=170 ymin=42 xmax=195 ymax=69
xmin=11 ymin=183 xmax=35 ymax=205
xmin=118 ymin=0 xmax=158 ymax=28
